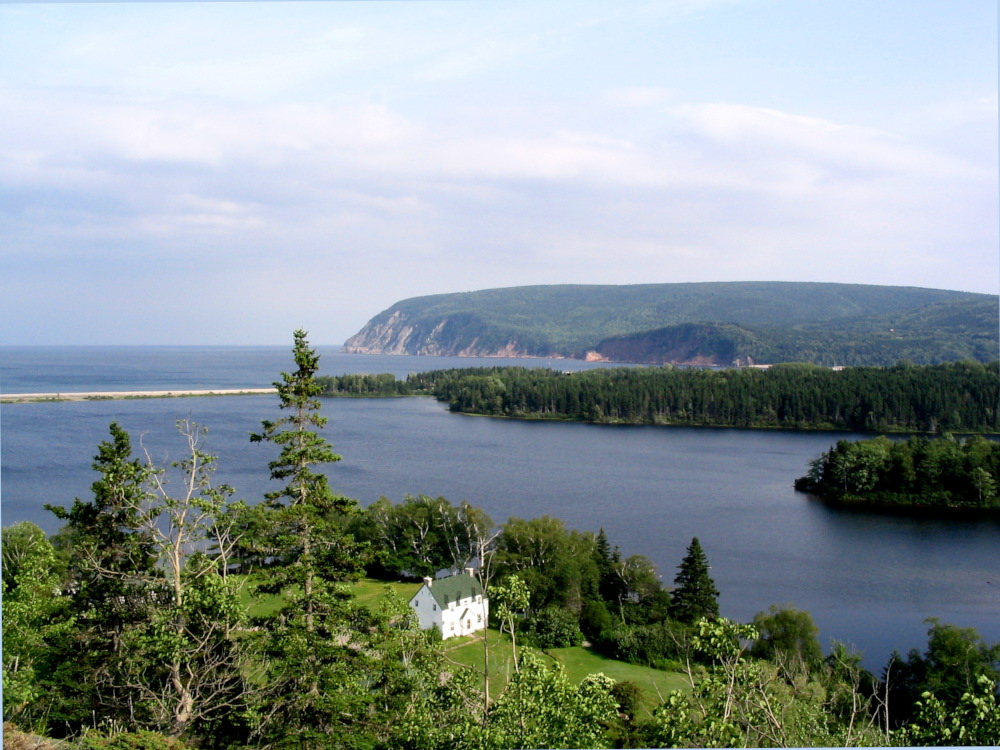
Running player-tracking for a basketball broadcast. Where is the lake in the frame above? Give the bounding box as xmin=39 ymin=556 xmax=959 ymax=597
xmin=3 ymin=346 xmax=999 ymax=672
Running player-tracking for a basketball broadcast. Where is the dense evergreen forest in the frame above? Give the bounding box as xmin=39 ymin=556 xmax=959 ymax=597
xmin=319 ymin=360 xmax=1000 ymax=433
xmin=5 ymin=334 xmax=1000 ymax=749
xmin=795 ymin=434 xmax=1000 ymax=509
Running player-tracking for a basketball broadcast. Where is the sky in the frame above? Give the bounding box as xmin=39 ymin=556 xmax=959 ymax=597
xmin=1 ymin=0 xmax=997 ymax=345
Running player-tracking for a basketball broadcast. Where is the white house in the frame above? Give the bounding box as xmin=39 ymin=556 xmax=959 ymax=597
xmin=408 ymin=568 xmax=489 ymax=639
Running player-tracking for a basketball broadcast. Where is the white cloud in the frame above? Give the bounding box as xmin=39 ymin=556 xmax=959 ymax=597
xmin=0 ymin=1 xmax=995 ymax=344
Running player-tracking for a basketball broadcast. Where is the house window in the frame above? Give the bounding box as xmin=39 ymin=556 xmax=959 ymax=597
xmin=477 ymin=614 xmax=482 ymax=623
xmin=432 ymin=604 xmax=436 ymax=611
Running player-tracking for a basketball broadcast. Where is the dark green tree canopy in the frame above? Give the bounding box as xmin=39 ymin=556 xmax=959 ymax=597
xmin=668 ymin=537 xmax=720 ymax=624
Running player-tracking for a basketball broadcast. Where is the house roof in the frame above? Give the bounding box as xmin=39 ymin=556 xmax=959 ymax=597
xmin=424 ymin=572 xmax=484 ymax=609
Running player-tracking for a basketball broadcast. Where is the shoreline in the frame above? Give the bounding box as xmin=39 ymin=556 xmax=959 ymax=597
xmin=0 ymin=388 xmax=277 ymax=403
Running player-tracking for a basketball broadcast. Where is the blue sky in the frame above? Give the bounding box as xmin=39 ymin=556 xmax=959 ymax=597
xmin=1 ymin=0 xmax=996 ymax=345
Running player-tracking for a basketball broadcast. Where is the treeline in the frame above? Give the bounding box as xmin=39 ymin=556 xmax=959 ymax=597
xmin=316 ymin=372 xmax=415 ymax=396
xmin=326 ymin=360 xmax=1000 ymax=433
xmin=795 ymin=434 xmax=1000 ymax=509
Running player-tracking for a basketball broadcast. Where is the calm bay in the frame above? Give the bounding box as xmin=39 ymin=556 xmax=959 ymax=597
xmin=2 ymin=346 xmax=998 ymax=672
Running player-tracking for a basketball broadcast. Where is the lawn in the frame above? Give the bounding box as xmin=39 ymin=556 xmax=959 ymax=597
xmin=237 ymin=575 xmax=422 ymax=618
xmin=546 ymin=645 xmax=690 ymax=717
xmin=441 ymin=630 xmax=687 ymax=716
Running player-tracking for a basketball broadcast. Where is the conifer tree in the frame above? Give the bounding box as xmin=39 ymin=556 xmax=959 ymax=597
xmin=669 ymin=537 xmax=720 ymax=624
xmin=247 ymin=330 xmax=376 ymax=748
xmin=44 ymin=422 xmax=160 ymax=731
xmin=249 ymin=329 xmax=363 ymax=619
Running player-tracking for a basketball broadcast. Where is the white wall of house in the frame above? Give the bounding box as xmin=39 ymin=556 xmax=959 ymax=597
xmin=408 ymin=579 xmax=489 ymax=640
xmin=439 ymin=593 xmax=488 ymax=639
xmin=409 ymin=585 xmax=442 ymax=631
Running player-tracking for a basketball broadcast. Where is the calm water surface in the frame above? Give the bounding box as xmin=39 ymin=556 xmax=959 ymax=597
xmin=3 ymin=347 xmax=998 ymax=671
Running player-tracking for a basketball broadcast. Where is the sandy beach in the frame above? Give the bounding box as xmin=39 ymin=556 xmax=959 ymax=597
xmin=0 ymin=388 xmax=277 ymax=403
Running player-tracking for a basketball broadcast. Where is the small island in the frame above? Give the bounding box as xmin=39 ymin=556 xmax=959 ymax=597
xmin=794 ymin=434 xmax=1000 ymax=510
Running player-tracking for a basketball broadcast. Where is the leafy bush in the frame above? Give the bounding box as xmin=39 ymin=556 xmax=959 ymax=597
xmin=523 ymin=605 xmax=584 ymax=649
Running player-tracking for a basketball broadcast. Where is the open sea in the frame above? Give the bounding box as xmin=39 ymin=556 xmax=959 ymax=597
xmin=3 ymin=345 xmax=999 ymax=672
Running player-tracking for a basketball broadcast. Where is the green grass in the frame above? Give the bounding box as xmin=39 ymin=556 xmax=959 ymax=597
xmin=546 ymin=645 xmax=690 ymax=717
xmin=237 ymin=575 xmax=422 ymax=619
xmin=439 ymin=629 xmax=519 ymax=699
xmin=351 ymin=578 xmax=422 ymax=608
xmin=440 ymin=630 xmax=687 ymax=716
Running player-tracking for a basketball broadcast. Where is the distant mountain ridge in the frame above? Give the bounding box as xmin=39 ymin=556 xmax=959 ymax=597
xmin=343 ymin=282 xmax=999 ymax=366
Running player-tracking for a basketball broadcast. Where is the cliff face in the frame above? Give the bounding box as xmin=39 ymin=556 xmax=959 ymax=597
xmin=588 ymin=323 xmax=758 ymax=366
xmin=343 ymin=310 xmax=536 ymax=357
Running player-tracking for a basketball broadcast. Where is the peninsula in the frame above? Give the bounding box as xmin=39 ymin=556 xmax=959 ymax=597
xmin=344 ymin=281 xmax=998 ymax=367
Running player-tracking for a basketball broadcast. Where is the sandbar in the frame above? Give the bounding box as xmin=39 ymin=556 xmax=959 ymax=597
xmin=1 ymin=388 xmax=277 ymax=403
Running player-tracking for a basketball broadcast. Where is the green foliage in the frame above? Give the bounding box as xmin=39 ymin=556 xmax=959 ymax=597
xmin=580 ymin=598 xmax=615 ymax=640
xmin=42 ymin=422 xmax=162 ymax=734
xmin=245 ymin=331 xmax=382 ymax=747
xmin=524 ymin=605 xmax=585 ymax=650
xmin=76 ymin=730 xmax=191 ymax=750
xmin=351 ymin=495 xmax=493 ymax=579
xmin=412 ymin=360 xmax=1000 ymax=432
xmin=483 ymin=652 xmax=619 ymax=749
xmin=751 ymin=604 xmax=824 ymax=673
xmin=896 ymin=674 xmax=1000 ymax=746
xmin=798 ymin=434 xmax=1000 ymax=509
xmin=316 ymin=372 xmax=414 ymax=397
xmin=1 ymin=525 xmax=73 ymax=729
xmin=598 ymin=620 xmax=693 ymax=669
xmin=648 ymin=618 xmax=888 ymax=748
xmin=669 ymin=537 xmax=720 ymax=625
xmin=494 ymin=515 xmax=601 ymax=615
xmin=883 ymin=618 xmax=1000 ymax=729
xmin=346 ymin=282 xmax=998 ymax=365
xmin=37 ymin=421 xmax=253 ymax=743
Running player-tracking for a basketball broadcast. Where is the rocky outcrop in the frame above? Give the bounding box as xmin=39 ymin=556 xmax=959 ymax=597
xmin=343 ymin=310 xmax=537 ymax=357
xmin=589 ymin=323 xmax=758 ymax=366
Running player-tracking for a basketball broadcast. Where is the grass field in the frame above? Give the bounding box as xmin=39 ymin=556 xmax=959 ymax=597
xmin=441 ymin=631 xmax=687 ymax=717
xmin=236 ymin=575 xmax=423 ymax=618
xmin=239 ymin=575 xmax=685 ymax=714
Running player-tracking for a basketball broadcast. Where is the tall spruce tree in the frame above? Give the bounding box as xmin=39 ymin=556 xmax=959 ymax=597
xmin=247 ymin=330 xmax=376 ymax=748
xmin=668 ymin=537 xmax=720 ymax=624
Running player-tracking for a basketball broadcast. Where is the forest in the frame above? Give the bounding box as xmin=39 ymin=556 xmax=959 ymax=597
xmin=795 ymin=434 xmax=1000 ymax=509
xmin=4 ymin=333 xmax=1000 ymax=749
xmin=319 ymin=360 xmax=1000 ymax=434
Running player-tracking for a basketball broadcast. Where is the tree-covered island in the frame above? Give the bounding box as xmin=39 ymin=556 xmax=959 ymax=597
xmin=5 ymin=334 xmax=1000 ymax=748
xmin=795 ymin=434 xmax=1000 ymax=510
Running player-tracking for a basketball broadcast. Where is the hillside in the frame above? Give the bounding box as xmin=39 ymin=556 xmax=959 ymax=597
xmin=343 ymin=282 xmax=999 ymax=366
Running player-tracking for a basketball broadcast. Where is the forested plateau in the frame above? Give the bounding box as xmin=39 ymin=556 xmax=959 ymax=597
xmin=343 ymin=282 xmax=998 ymax=366
xmin=5 ymin=333 xmax=1000 ymax=750
xmin=319 ymin=360 xmax=1000 ymax=433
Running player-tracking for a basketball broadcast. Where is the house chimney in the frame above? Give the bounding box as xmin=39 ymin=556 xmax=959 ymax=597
xmin=465 ymin=567 xmax=475 ymax=577
xmin=423 ymin=576 xmax=433 ymax=587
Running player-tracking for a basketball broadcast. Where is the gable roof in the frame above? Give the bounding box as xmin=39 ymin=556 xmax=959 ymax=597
xmin=424 ymin=572 xmax=484 ymax=609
